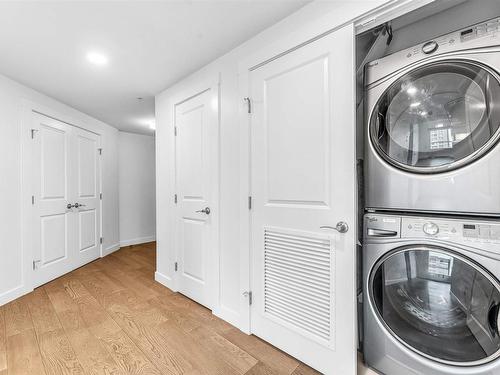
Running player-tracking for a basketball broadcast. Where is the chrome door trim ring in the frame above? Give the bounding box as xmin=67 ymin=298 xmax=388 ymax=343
xmin=367 ymin=244 xmax=500 ymax=367
xmin=368 ymin=59 xmax=500 ymax=174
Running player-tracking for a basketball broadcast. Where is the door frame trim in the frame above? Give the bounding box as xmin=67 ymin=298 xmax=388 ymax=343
xmin=170 ymin=74 xmax=221 ymax=313
xmin=21 ymin=99 xmax=103 ymax=293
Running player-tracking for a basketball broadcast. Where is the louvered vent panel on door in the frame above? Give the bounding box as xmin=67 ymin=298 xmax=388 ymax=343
xmin=264 ymin=227 xmax=332 ymax=343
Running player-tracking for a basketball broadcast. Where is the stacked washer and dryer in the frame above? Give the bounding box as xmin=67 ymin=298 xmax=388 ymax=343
xmin=362 ymin=18 xmax=500 ymax=375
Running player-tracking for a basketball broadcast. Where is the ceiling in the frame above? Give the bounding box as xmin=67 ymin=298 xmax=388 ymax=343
xmin=0 ymin=1 xmax=310 ymax=135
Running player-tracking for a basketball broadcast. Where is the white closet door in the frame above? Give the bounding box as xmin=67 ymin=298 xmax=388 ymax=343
xmin=32 ymin=113 xmax=101 ymax=287
xmin=175 ymin=88 xmax=218 ymax=308
xmin=73 ymin=127 xmax=101 ymax=265
xmin=249 ymin=24 xmax=358 ymax=375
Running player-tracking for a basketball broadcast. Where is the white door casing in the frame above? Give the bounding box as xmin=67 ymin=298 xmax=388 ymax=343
xmin=174 ymin=86 xmax=219 ymax=309
xmin=248 ymin=24 xmax=358 ymax=375
xmin=31 ymin=113 xmax=101 ymax=288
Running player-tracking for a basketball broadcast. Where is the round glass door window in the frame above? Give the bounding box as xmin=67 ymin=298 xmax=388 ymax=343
xmin=370 ymin=60 xmax=500 ymax=173
xmin=370 ymin=246 xmax=500 ymax=365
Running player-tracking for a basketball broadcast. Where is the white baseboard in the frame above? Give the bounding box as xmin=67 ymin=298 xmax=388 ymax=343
xmin=102 ymin=242 xmax=120 ymax=257
xmin=155 ymin=271 xmax=175 ymax=290
xmin=213 ymin=305 xmax=242 ymax=332
xmin=120 ymin=235 xmax=156 ymax=247
xmin=0 ymin=284 xmax=32 ymax=307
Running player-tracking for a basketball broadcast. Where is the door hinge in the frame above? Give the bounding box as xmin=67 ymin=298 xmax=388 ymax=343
xmin=248 ymin=196 xmax=252 ymax=210
xmin=30 ymin=129 xmax=38 ymax=139
xmin=174 ymin=194 xmax=178 ymax=204
xmin=174 ymin=126 xmax=178 ymax=136
xmin=98 ymin=148 xmax=102 ymax=155
xmin=100 ymin=237 xmax=103 ymax=244
xmin=243 ymin=97 xmax=252 ymax=114
xmin=33 ymin=260 xmax=41 ymax=270
xmin=31 ymin=195 xmax=35 ymax=205
xmin=174 ymin=262 xmax=178 ymax=272
xmin=100 ymin=193 xmax=102 ymax=200
xmin=243 ymin=291 xmax=252 ymax=305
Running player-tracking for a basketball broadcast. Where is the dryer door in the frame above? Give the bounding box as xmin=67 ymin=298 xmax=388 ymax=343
xmin=369 ymin=245 xmax=500 ymax=366
xmin=370 ymin=60 xmax=500 ymax=173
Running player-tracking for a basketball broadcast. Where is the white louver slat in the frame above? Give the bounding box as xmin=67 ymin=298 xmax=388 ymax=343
xmin=263 ymin=227 xmax=333 ymax=343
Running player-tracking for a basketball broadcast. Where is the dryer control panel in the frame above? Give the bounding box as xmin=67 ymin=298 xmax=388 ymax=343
xmin=365 ymin=16 xmax=500 ymax=87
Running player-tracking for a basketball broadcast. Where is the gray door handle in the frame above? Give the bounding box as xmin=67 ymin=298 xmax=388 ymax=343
xmin=320 ymin=221 xmax=349 ymax=234
xmin=74 ymin=203 xmax=86 ymax=208
xmin=196 ymin=207 xmax=211 ymax=215
xmin=67 ymin=203 xmax=75 ymax=209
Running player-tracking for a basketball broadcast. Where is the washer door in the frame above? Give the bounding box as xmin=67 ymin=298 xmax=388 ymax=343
xmin=370 ymin=246 xmax=500 ymax=366
xmin=370 ymin=60 xmax=500 ymax=173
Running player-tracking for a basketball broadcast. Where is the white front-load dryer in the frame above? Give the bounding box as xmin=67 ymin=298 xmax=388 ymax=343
xmin=363 ymin=213 xmax=500 ymax=375
xmin=365 ymin=18 xmax=500 ymax=216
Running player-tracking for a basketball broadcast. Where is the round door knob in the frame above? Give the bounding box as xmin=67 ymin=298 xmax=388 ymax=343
xmin=196 ymin=207 xmax=211 ymax=215
xmin=335 ymin=221 xmax=349 ymax=233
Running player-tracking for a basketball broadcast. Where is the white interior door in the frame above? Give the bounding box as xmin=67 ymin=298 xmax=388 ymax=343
xmin=175 ymin=88 xmax=218 ymax=308
xmin=249 ymin=24 xmax=358 ymax=375
xmin=32 ymin=113 xmax=101 ymax=288
xmin=73 ymin=127 xmax=101 ymax=264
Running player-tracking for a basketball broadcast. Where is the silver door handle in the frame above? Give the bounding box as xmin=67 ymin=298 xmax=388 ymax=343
xmin=74 ymin=203 xmax=86 ymax=208
xmin=320 ymin=221 xmax=349 ymax=234
xmin=196 ymin=207 xmax=211 ymax=215
xmin=67 ymin=203 xmax=75 ymax=209
xmin=367 ymin=228 xmax=398 ymax=237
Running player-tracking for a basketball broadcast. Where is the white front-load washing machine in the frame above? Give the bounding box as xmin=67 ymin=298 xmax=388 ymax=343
xmin=363 ymin=213 xmax=500 ymax=375
xmin=365 ymin=18 xmax=500 ymax=216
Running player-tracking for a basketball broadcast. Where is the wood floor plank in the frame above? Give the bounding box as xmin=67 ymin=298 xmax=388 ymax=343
xmin=6 ymin=329 xmax=46 ymax=375
xmin=0 ymin=307 xmax=6 ymax=372
xmin=105 ymin=294 xmax=194 ymax=375
xmin=291 ymin=364 xmax=321 ymax=375
xmin=158 ymin=319 xmax=241 ymax=375
xmin=0 ymin=244 xmax=320 ymax=375
xmin=38 ymin=329 xmax=85 ymax=375
xmin=98 ymin=330 xmax=163 ymax=375
xmin=64 ymin=327 xmax=126 ymax=375
xmin=245 ymin=362 xmax=283 ymax=375
xmin=4 ymin=296 xmax=34 ymax=337
xmin=221 ymin=327 xmax=300 ymax=375
xmin=26 ymin=288 xmax=62 ymax=336
xmin=188 ymin=325 xmax=258 ymax=374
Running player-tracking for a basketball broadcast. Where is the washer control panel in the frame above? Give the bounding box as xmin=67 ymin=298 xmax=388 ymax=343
xmin=401 ymin=217 xmax=500 ymax=244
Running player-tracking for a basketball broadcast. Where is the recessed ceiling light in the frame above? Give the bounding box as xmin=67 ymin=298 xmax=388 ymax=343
xmin=86 ymin=51 xmax=108 ymax=66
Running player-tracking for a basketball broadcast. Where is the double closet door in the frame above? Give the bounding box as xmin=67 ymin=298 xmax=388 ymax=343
xmin=32 ymin=113 xmax=101 ymax=288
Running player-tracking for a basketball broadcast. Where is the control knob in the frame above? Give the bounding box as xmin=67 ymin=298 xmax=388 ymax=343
xmin=423 ymin=222 xmax=439 ymax=235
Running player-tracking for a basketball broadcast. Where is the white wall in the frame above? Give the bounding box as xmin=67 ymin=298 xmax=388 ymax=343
xmin=118 ymin=132 xmax=156 ymax=246
xmin=155 ymin=0 xmax=387 ymax=330
xmin=0 ymin=72 xmax=119 ymax=306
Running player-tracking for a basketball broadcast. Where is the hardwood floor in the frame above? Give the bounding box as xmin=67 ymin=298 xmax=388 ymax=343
xmin=0 ymin=243 xmax=375 ymax=375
